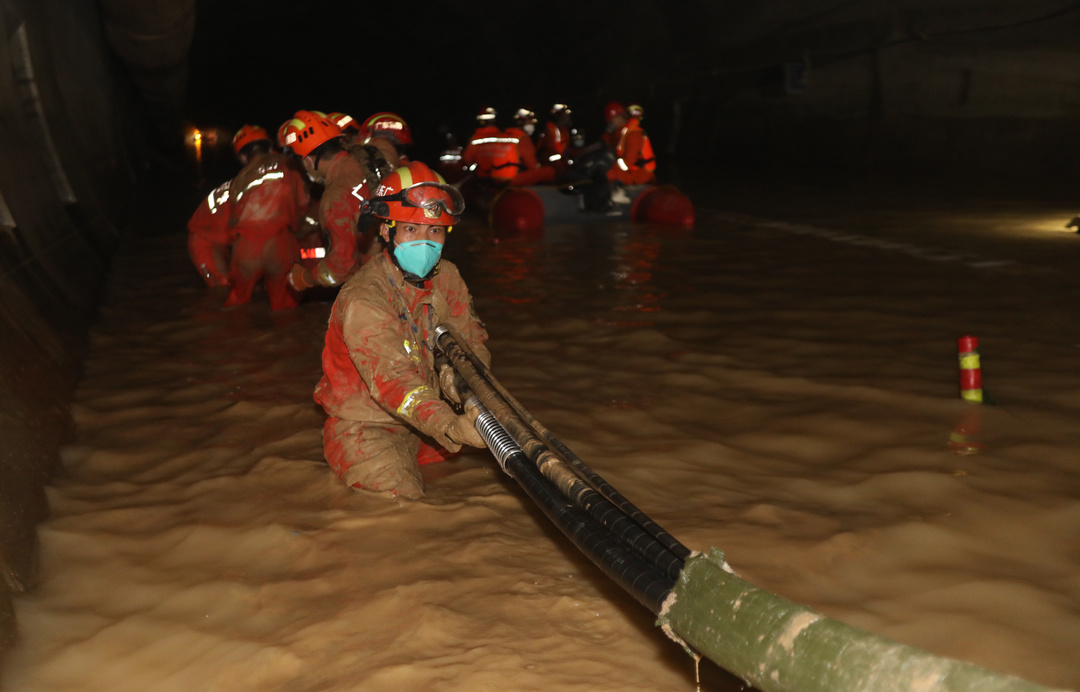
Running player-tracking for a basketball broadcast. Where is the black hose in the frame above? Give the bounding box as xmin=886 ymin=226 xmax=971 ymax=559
xmin=471 ymin=394 xmax=683 ymax=581
xmin=474 ymin=402 xmax=675 ymax=613
xmin=539 ymin=433 xmax=692 ymax=562
xmin=436 ymin=326 xmax=691 ymax=562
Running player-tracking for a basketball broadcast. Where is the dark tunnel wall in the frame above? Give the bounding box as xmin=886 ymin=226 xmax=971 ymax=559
xmin=0 ymin=0 xmax=141 ymax=664
xmin=183 ymin=0 xmax=1080 ymax=186
xmin=604 ymin=0 xmax=1080 ymax=184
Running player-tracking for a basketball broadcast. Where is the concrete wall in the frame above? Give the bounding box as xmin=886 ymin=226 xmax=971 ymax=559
xmin=0 ymin=0 xmax=137 ymax=664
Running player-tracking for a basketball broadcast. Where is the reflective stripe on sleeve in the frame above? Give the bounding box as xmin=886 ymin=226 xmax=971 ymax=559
xmin=397 ymin=385 xmax=435 ymax=418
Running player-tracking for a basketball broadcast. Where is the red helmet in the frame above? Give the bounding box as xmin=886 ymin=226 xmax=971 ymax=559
xmin=328 ymin=112 xmax=360 ymax=133
xmin=603 ymin=101 xmax=627 ymax=123
xmin=232 ymin=125 xmax=270 ymax=155
xmin=369 ymin=161 xmax=464 ymax=226
xmin=282 ymin=110 xmax=342 ymax=158
xmin=476 ymin=105 xmax=497 ymax=124
xmin=359 ymin=112 xmax=413 ymax=145
xmin=275 ymin=120 xmax=290 ymax=149
xmin=627 ymin=103 xmax=644 ymax=120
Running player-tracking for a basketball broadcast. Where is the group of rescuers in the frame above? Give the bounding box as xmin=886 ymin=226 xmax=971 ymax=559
xmin=186 ymin=102 xmax=656 ymax=500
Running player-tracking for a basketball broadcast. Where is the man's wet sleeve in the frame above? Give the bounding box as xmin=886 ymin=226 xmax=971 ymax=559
xmin=315 ymin=194 xmax=359 ymax=286
xmin=340 ymin=298 xmax=456 ymax=435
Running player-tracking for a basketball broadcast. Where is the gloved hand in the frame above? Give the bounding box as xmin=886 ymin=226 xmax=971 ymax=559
xmin=439 ymin=364 xmax=461 ymax=405
xmin=442 ymin=403 xmax=485 ymax=450
xmin=288 ymin=263 xmax=315 ymax=291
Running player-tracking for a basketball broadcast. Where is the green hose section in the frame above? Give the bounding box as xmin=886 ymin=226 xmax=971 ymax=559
xmin=657 ymin=549 xmax=1068 ymax=692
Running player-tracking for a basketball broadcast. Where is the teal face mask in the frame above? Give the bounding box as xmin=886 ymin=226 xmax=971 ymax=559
xmin=393 ymin=240 xmax=443 ymax=279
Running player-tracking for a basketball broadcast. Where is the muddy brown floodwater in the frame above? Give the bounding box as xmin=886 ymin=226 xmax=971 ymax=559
xmin=3 ymin=185 xmax=1079 ymax=691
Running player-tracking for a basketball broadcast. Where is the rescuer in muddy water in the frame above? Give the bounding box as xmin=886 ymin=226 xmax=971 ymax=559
xmin=359 ymin=112 xmax=413 ymax=171
xmin=187 ymin=124 xmax=310 ymax=310
xmin=282 ymin=110 xmax=375 ymax=292
xmin=313 ymin=161 xmax=488 ymax=499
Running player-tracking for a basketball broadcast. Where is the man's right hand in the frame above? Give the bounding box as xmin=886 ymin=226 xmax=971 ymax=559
xmin=443 ymin=404 xmax=485 ymax=449
xmin=439 ymin=364 xmax=462 ymax=405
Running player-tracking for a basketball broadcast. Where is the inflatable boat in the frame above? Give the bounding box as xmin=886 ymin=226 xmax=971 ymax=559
xmin=476 ymin=182 xmax=694 ymax=236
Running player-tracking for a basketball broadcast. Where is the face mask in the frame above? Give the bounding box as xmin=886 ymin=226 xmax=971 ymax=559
xmin=523 ymin=123 xmax=535 ymax=136
xmin=393 ymin=239 xmax=443 ymax=279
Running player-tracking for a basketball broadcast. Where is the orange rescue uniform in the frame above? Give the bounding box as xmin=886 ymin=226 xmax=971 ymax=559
xmin=504 ymin=126 xmax=556 ymax=186
xmin=536 ymin=121 xmax=570 ymax=166
xmin=462 ymin=125 xmax=522 ymax=182
xmin=224 ymin=152 xmax=309 ymax=310
xmin=187 ymin=181 xmax=233 ymax=287
xmin=314 ymin=251 xmax=490 ymax=497
xmin=607 ymin=119 xmax=656 ymax=185
xmin=313 ymin=151 xmax=375 ymax=287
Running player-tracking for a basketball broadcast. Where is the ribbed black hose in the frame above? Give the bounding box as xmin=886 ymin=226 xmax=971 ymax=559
xmin=436 ymin=326 xmax=691 ymax=562
xmin=475 ymin=404 xmax=675 ymax=613
xmin=439 ymin=329 xmax=686 ymax=582
xmin=465 ymin=365 xmax=684 ymax=580
xmin=539 ymin=433 xmax=692 ymax=562
xmin=548 ymin=461 xmax=685 ymax=582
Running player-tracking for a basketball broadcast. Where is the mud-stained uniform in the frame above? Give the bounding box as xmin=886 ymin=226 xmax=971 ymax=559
xmin=225 ymin=152 xmax=309 ymax=310
xmin=314 ymin=251 xmax=490 ymax=498
xmin=187 ymin=181 xmax=233 ymax=287
xmin=312 ymin=152 xmax=374 ymax=287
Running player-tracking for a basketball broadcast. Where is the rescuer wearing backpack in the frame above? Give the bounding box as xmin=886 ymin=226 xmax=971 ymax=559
xmin=313 ymin=161 xmax=489 ymax=499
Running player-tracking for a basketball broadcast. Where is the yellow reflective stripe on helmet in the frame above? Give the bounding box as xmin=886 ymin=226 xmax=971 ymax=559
xmin=397 ymin=385 xmax=434 ymax=418
xmin=397 ymin=167 xmax=414 ymax=189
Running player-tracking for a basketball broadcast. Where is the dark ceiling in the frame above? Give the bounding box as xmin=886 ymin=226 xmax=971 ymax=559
xmin=185 ymin=0 xmax=701 ymax=145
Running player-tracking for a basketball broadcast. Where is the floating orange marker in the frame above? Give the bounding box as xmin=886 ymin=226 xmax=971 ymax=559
xmin=958 ymin=335 xmax=983 ymax=403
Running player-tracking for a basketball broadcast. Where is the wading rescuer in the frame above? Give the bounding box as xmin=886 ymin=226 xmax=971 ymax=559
xmin=187 ymin=177 xmax=233 ymax=289
xmin=282 ymin=110 xmax=375 ymax=292
xmin=314 ymin=161 xmax=488 ymax=499
xmin=603 ymin=101 xmax=656 ymax=185
xmin=359 ymin=112 xmax=413 ymax=170
xmin=186 ymin=125 xmax=310 ymax=310
xmin=330 ymin=110 xmax=395 ymax=188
